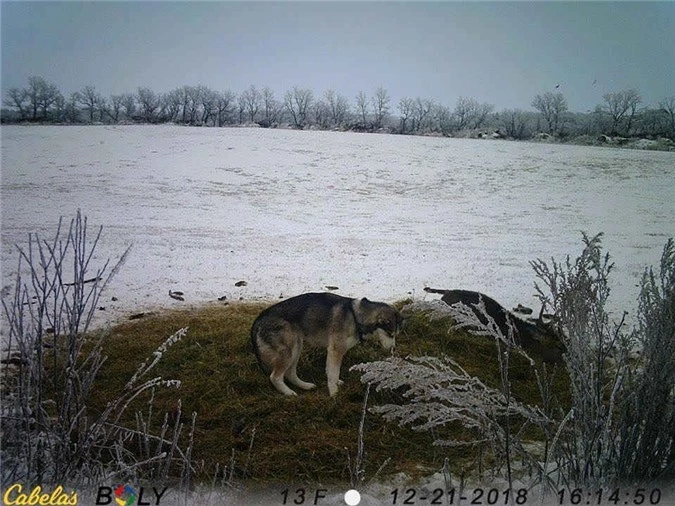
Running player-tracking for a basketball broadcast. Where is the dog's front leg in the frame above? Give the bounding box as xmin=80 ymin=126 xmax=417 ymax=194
xmin=326 ymin=346 xmax=346 ymax=397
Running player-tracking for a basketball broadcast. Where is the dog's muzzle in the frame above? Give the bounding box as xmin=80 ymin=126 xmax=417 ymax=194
xmin=374 ymin=328 xmax=396 ymax=352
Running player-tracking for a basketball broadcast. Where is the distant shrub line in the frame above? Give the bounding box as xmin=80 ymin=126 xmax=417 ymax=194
xmin=3 ymin=77 xmax=674 ymax=148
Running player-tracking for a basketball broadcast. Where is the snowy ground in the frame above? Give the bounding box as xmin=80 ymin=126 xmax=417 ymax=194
xmin=2 ymin=125 xmax=674 ymax=331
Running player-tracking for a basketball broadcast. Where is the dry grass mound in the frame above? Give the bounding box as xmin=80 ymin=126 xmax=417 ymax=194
xmin=88 ymin=299 xmax=569 ymax=486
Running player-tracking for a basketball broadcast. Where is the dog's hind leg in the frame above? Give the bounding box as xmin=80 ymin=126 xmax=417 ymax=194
xmin=268 ymin=346 xmax=297 ymax=396
xmin=286 ymin=370 xmax=316 ymax=391
xmin=285 ymin=339 xmax=316 ymax=391
xmin=285 ymin=366 xmax=316 ymax=391
xmin=257 ymin=322 xmax=298 ymax=396
xmin=270 ymin=365 xmax=297 ymax=396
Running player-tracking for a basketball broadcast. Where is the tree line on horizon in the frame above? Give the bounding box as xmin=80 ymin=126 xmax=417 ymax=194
xmin=3 ymin=76 xmax=674 ymax=142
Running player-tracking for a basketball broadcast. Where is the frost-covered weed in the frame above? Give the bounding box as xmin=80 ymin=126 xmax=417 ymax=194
xmin=352 ymin=353 xmax=551 ymax=489
xmin=532 ymin=233 xmax=629 ymax=486
xmin=353 ymin=356 xmax=547 ymax=438
xmin=616 ymin=239 xmax=675 ymax=481
xmin=533 ymin=233 xmax=674 ymax=486
xmin=355 ymin=233 xmax=674 ymax=490
xmin=345 ymin=383 xmax=393 ymax=488
xmin=1 ymin=211 xmax=192 ymax=488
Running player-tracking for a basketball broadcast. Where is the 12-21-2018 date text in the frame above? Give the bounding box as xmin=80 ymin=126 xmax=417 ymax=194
xmin=390 ymin=488 xmax=529 ymax=504
xmin=388 ymin=487 xmax=665 ymax=505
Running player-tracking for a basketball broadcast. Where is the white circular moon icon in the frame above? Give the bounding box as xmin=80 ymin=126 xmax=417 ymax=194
xmin=344 ymin=489 xmax=361 ymax=506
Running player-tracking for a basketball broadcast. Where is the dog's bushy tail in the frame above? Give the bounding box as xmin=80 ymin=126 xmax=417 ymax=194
xmin=250 ymin=317 xmax=269 ymax=373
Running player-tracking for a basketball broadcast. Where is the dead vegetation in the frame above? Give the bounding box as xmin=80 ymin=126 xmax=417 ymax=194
xmin=4 ymin=212 xmax=670 ymax=496
xmin=75 ymin=297 xmax=568 ymax=486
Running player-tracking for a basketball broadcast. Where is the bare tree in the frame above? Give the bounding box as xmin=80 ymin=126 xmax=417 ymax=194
xmin=240 ymin=85 xmax=261 ymax=123
xmin=371 ymin=86 xmax=390 ymax=129
xmin=161 ymin=89 xmax=182 ymax=123
xmin=452 ymin=97 xmax=494 ymax=132
xmin=659 ymin=96 xmax=675 ymax=139
xmin=4 ymin=88 xmax=29 ymax=120
xmin=499 ymin=109 xmax=530 ymax=139
xmin=106 ymin=94 xmax=125 ymax=123
xmin=261 ymin=86 xmax=279 ymax=127
xmin=63 ymin=93 xmax=80 ymax=123
xmin=199 ymin=86 xmax=218 ymax=125
xmin=169 ymin=85 xmax=206 ymax=124
xmin=52 ymin=93 xmax=66 ymax=122
xmin=184 ymin=86 xmax=203 ymax=124
xmin=97 ymin=96 xmax=110 ymax=123
xmin=38 ymin=82 xmax=62 ymax=121
xmin=136 ymin=87 xmax=160 ymax=123
xmin=295 ymin=87 xmax=313 ymax=127
xmin=20 ymin=77 xmax=62 ymax=121
xmin=215 ymin=90 xmax=236 ymax=126
xmin=120 ymin=93 xmax=136 ymax=120
xmin=453 ymin=96 xmax=476 ymax=131
xmin=237 ymin=94 xmax=246 ymax=124
xmin=313 ymin=99 xmax=330 ymax=129
xmin=324 ymin=89 xmax=349 ymax=128
xmin=602 ymin=89 xmax=642 ymax=136
xmin=176 ymin=86 xmax=191 ymax=123
xmin=633 ymin=107 xmax=667 ymax=138
xmin=398 ymin=97 xmax=414 ymax=134
xmin=473 ymin=102 xmax=495 ymax=130
xmin=3 ymin=77 xmax=62 ymax=122
xmin=531 ymin=91 xmax=568 ymax=135
xmin=355 ymin=91 xmax=368 ymax=127
xmin=77 ymin=86 xmax=102 ymax=123
xmin=412 ymin=97 xmax=433 ymax=132
xmin=433 ymin=103 xmax=453 ymax=136
xmin=25 ymin=76 xmax=44 ymax=120
xmin=284 ymin=86 xmax=313 ymax=128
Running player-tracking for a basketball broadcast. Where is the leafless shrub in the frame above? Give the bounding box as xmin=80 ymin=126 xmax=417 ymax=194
xmin=355 ymin=233 xmax=674 ymax=491
xmin=531 ymin=233 xmax=630 ymax=487
xmin=533 ymin=233 xmax=674 ymax=487
xmin=615 ymin=238 xmax=674 ymax=481
xmin=0 ymin=211 xmax=192 ymax=487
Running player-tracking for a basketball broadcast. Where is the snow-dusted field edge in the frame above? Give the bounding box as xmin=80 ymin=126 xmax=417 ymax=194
xmin=2 ymin=125 xmax=674 ymax=330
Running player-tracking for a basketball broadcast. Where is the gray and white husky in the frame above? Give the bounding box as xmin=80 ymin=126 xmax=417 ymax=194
xmin=251 ymin=292 xmax=403 ymax=396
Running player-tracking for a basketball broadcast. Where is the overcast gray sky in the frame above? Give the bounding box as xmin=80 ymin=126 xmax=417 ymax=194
xmin=2 ymin=1 xmax=674 ymax=113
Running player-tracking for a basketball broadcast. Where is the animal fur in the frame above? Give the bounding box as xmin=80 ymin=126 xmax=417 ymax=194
xmin=251 ymin=292 xmax=403 ymax=396
xmin=424 ymin=287 xmax=565 ymax=362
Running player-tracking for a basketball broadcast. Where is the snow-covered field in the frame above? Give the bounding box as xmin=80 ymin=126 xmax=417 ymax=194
xmin=1 ymin=125 xmax=674 ymax=330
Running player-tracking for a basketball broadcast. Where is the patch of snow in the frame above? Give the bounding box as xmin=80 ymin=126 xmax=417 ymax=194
xmin=1 ymin=125 xmax=674 ymax=332
xmin=633 ymin=139 xmax=657 ymax=149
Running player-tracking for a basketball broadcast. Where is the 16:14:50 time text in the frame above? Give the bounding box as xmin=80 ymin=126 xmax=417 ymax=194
xmin=557 ymin=488 xmax=662 ymax=505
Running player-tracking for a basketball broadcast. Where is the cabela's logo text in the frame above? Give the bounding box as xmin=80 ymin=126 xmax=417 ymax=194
xmin=2 ymin=484 xmax=77 ymax=506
